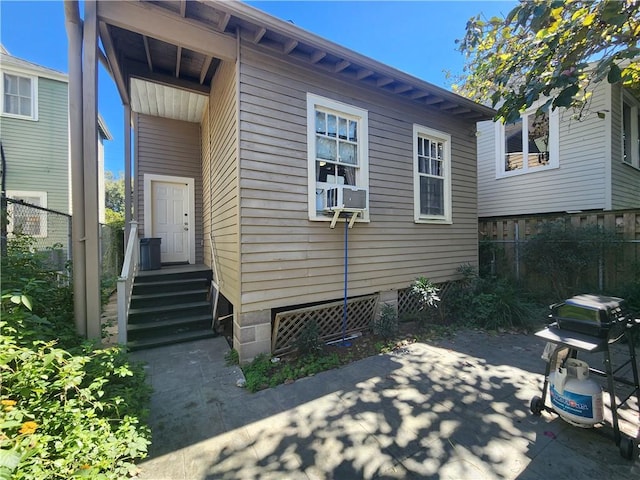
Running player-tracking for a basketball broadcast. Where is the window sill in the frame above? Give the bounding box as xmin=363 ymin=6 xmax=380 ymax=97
xmin=414 ymin=217 xmax=452 ymax=225
xmin=496 ymin=163 xmax=559 ymax=179
xmin=621 ymin=161 xmax=640 ymax=172
xmin=1 ymin=112 xmax=38 ymax=121
xmin=310 ymin=214 xmax=370 ymax=224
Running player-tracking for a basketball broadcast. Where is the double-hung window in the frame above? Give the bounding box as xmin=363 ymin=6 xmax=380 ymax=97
xmin=7 ymin=191 xmax=48 ymax=237
xmin=413 ymin=125 xmax=452 ymax=223
xmin=496 ymin=106 xmax=559 ymax=177
xmin=2 ymin=72 xmax=37 ymax=120
xmin=307 ymin=93 xmax=369 ymax=221
xmin=622 ymin=94 xmax=640 ymax=169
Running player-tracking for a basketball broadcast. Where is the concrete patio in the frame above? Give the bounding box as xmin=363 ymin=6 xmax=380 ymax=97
xmin=131 ymin=330 xmax=639 ymax=479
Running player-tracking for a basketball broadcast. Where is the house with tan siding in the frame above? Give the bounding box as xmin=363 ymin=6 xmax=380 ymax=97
xmin=477 ymin=80 xmax=640 ymax=218
xmin=93 ymin=0 xmax=494 ymax=361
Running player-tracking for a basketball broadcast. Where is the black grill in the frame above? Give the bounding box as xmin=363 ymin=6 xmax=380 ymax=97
xmin=549 ymin=294 xmax=631 ymax=338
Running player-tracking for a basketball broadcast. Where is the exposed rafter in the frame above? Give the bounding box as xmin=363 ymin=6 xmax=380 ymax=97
xmin=410 ymin=91 xmax=429 ymax=100
xmin=310 ymin=50 xmax=326 ymax=64
xmin=200 ymin=56 xmax=213 ymax=84
xmin=125 ymin=59 xmax=210 ymax=95
xmin=394 ymin=84 xmax=412 ymax=94
xmin=438 ymin=102 xmax=460 ymax=111
xmin=97 ymin=21 xmax=129 ymax=104
xmin=356 ymin=69 xmax=373 ymax=80
xmin=424 ymin=96 xmax=445 ymax=106
xmin=142 ymin=35 xmax=153 ymax=72
xmin=283 ymin=38 xmax=298 ymax=55
xmin=176 ymin=46 xmax=182 ymax=78
xmin=335 ymin=60 xmax=350 ymax=73
xmin=253 ymin=27 xmax=266 ymax=44
xmin=97 ymin=0 xmax=236 ymax=61
xmin=377 ymin=77 xmax=394 ymax=88
xmin=449 ymin=107 xmax=472 ymax=115
xmin=218 ymin=12 xmax=231 ymax=31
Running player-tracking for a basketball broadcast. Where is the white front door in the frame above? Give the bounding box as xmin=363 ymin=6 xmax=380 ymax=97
xmin=152 ymin=181 xmax=190 ymax=263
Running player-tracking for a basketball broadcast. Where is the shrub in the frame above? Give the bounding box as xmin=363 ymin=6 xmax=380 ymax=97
xmin=0 ymin=238 xmax=151 ymax=479
xmin=411 ymin=276 xmax=441 ymax=324
xmin=294 ymin=320 xmax=323 ymax=355
xmin=443 ymin=265 xmax=540 ymax=331
xmin=522 ymin=220 xmax=619 ymax=300
xmin=371 ymin=304 xmax=399 ymax=340
xmin=241 ymin=352 xmax=342 ymax=393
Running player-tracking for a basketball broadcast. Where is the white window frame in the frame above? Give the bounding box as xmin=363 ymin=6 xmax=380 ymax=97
xmin=413 ymin=125 xmax=452 ymax=224
xmin=1 ymin=70 xmax=38 ymax=121
xmin=7 ymin=191 xmax=48 ymax=238
xmin=495 ymin=106 xmax=559 ymax=178
xmin=622 ymin=92 xmax=640 ymax=169
xmin=306 ymin=93 xmax=369 ymax=222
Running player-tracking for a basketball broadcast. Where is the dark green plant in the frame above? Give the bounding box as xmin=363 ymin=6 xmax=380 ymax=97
xmin=522 ymin=220 xmax=620 ymax=300
xmin=2 ymin=236 xmax=74 ymax=326
xmin=442 ymin=265 xmax=540 ymax=331
xmin=294 ymin=320 xmax=323 ymax=355
xmin=224 ymin=348 xmax=239 ymax=366
xmin=0 ymin=242 xmax=151 ymax=479
xmin=371 ymin=304 xmax=398 ymax=340
xmin=1 ymin=298 xmax=151 ymax=479
xmin=241 ymin=352 xmax=342 ymax=393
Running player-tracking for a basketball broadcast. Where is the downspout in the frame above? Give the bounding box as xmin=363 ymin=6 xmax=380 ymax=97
xmin=1 ymin=142 xmax=7 ymax=258
xmin=64 ymin=0 xmax=87 ymax=336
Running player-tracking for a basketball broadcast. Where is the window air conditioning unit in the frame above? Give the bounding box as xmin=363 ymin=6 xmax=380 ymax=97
xmin=324 ymin=185 xmax=368 ymax=212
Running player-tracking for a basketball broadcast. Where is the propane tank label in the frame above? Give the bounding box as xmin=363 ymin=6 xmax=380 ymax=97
xmin=550 ymin=385 xmax=594 ymax=418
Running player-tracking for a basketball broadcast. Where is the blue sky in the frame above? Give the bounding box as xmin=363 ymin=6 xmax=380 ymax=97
xmin=1 ymin=1 xmax=514 ymax=175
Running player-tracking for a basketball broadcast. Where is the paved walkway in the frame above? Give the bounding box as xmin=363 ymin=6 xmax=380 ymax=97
xmin=131 ymin=330 xmax=639 ymax=479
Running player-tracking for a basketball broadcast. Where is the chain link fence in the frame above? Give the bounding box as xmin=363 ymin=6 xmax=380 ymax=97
xmin=4 ymin=197 xmax=124 ymax=278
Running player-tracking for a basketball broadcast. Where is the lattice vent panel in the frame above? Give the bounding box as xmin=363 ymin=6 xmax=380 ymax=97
xmin=398 ymin=281 xmax=457 ymax=317
xmin=272 ymin=295 xmax=378 ymax=354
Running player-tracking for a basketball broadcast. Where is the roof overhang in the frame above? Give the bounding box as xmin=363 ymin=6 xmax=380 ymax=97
xmin=96 ymin=0 xmax=495 ymax=123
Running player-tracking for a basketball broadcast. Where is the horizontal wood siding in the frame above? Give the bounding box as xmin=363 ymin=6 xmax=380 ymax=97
xmin=238 ymin=41 xmax=480 ymax=312
xmin=610 ymin=84 xmax=640 ymax=209
xmin=1 ymin=77 xmax=69 ymax=249
xmin=135 ymin=114 xmax=203 ymax=263
xmin=477 ymin=82 xmax=610 ymax=216
xmin=202 ymin=60 xmax=240 ymax=306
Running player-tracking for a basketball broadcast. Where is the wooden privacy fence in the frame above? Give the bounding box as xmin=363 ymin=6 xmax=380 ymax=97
xmin=478 ymin=209 xmax=640 ymax=292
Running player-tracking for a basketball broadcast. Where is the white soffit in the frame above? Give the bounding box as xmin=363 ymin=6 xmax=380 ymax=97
xmin=130 ymin=78 xmax=207 ymax=123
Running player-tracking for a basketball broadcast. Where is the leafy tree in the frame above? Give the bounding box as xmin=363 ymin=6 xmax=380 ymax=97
xmin=456 ymin=0 xmax=640 ymax=122
xmin=105 ymin=171 xmax=124 ymax=213
xmin=104 ymin=171 xmax=125 ymax=228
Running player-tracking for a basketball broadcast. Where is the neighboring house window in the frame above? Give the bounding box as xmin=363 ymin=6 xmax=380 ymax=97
xmin=307 ymin=93 xmax=369 ymax=220
xmin=495 ymin=107 xmax=559 ymax=177
xmin=413 ymin=125 xmax=452 ymax=224
xmin=622 ymin=96 xmax=640 ymax=168
xmin=2 ymin=72 xmax=37 ymax=120
xmin=7 ymin=191 xmax=47 ymax=237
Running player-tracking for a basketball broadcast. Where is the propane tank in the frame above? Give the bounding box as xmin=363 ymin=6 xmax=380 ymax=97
xmin=548 ymin=358 xmax=603 ymax=428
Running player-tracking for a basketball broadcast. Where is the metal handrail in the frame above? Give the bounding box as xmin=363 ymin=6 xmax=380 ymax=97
xmin=117 ymin=221 xmax=139 ymax=345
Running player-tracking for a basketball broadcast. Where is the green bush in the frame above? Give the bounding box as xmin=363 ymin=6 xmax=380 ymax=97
xmin=522 ymin=220 xmax=619 ymax=300
xmin=242 ymin=352 xmax=341 ymax=393
xmin=443 ymin=265 xmax=540 ymax=331
xmin=371 ymin=304 xmax=398 ymax=340
xmin=1 ymin=237 xmax=151 ymax=479
xmin=294 ymin=320 xmax=323 ymax=355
